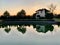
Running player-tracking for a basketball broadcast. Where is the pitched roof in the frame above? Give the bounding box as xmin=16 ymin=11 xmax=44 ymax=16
xmin=36 ymin=8 xmax=50 ymax=12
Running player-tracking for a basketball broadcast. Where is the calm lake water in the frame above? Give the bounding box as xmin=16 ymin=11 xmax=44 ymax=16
xmin=0 ymin=24 xmax=60 ymax=45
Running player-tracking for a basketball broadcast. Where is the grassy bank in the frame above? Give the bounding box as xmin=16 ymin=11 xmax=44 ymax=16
xmin=53 ymin=18 xmax=60 ymax=22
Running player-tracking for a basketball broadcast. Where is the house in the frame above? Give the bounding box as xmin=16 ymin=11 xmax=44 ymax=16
xmin=35 ymin=8 xmax=50 ymax=19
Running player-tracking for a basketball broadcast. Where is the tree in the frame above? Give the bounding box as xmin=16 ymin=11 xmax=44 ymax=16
xmin=3 ymin=11 xmax=10 ymax=17
xmin=17 ymin=9 xmax=26 ymax=19
xmin=32 ymin=13 xmax=37 ymax=19
xmin=45 ymin=13 xmax=54 ymax=19
xmin=48 ymin=4 xmax=56 ymax=13
xmin=17 ymin=25 xmax=26 ymax=34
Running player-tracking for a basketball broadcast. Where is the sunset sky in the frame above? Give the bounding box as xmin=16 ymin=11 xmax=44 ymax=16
xmin=0 ymin=0 xmax=60 ymax=15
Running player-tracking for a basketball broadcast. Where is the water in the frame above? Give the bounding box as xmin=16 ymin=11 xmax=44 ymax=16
xmin=0 ymin=24 xmax=60 ymax=45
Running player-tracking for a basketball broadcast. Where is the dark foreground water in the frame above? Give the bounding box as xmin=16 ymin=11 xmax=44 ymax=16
xmin=0 ymin=24 xmax=60 ymax=45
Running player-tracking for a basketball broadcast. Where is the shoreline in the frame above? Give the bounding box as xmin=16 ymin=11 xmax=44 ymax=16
xmin=0 ymin=20 xmax=58 ymax=25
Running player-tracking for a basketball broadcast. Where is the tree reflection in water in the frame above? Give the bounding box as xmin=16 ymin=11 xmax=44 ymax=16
xmin=17 ymin=25 xmax=26 ymax=34
xmin=0 ymin=24 xmax=58 ymax=33
xmin=35 ymin=24 xmax=54 ymax=33
xmin=4 ymin=25 xmax=11 ymax=33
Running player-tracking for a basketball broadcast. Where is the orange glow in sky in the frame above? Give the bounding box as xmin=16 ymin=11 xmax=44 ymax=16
xmin=0 ymin=0 xmax=60 ymax=15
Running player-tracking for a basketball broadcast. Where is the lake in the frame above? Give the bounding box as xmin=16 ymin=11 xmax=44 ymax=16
xmin=0 ymin=24 xmax=60 ymax=45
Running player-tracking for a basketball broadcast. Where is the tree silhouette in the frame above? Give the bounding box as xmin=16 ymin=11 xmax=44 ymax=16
xmin=3 ymin=11 xmax=10 ymax=17
xmin=45 ymin=13 xmax=53 ymax=19
xmin=48 ymin=4 xmax=56 ymax=13
xmin=32 ymin=13 xmax=37 ymax=19
xmin=17 ymin=9 xmax=26 ymax=19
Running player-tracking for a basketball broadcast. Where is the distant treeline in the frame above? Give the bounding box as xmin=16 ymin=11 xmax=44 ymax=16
xmin=0 ymin=8 xmax=60 ymax=20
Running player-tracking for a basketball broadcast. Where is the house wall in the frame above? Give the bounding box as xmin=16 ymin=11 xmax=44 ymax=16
xmin=36 ymin=10 xmax=45 ymax=19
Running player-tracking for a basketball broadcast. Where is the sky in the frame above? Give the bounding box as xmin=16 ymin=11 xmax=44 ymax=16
xmin=0 ymin=0 xmax=60 ymax=15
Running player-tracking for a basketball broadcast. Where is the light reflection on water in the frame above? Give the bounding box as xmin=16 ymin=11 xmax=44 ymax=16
xmin=0 ymin=24 xmax=60 ymax=45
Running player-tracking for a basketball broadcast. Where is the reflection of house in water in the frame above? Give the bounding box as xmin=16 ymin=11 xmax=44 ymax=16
xmin=36 ymin=25 xmax=54 ymax=33
xmin=36 ymin=25 xmax=45 ymax=33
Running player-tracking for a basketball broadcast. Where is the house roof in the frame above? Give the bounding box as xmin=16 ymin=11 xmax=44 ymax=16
xmin=36 ymin=8 xmax=50 ymax=12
